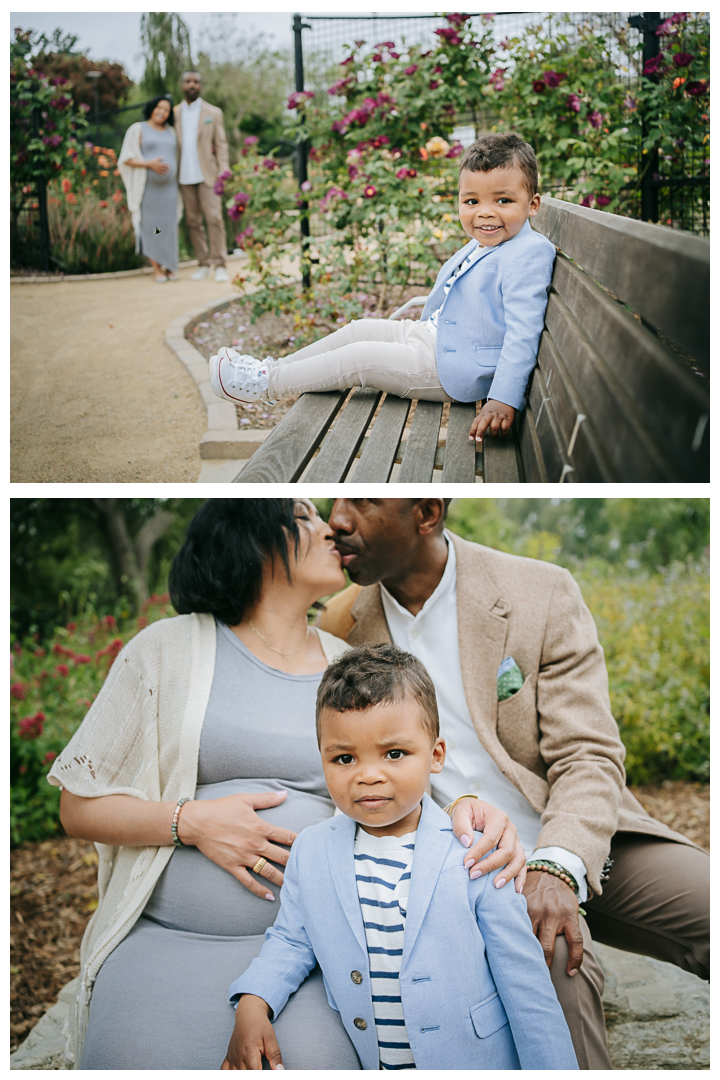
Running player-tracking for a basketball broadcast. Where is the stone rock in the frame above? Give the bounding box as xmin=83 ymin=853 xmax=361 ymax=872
xmin=596 ymin=943 xmax=709 ymax=1069
xmin=10 ymin=949 xmax=709 ymax=1070
xmin=10 ymin=978 xmax=77 ymax=1070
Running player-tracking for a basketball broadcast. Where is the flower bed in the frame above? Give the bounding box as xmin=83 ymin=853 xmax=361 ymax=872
xmin=10 ymin=598 xmax=173 ymax=847
xmin=185 ymin=283 xmax=427 ymax=429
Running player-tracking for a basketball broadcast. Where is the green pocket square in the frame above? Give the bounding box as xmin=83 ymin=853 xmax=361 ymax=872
xmin=497 ymin=657 xmax=524 ymax=702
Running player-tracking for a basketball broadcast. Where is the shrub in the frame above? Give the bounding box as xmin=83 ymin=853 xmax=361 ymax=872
xmin=574 ymin=561 xmax=709 ymax=785
xmin=47 ymin=189 xmax=143 ymax=274
xmin=10 ymin=597 xmax=173 ymax=845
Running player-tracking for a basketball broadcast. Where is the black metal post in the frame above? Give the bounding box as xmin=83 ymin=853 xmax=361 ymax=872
xmin=629 ymin=12 xmax=662 ymax=222
xmin=32 ymin=107 xmax=50 ymax=272
xmin=293 ymin=13 xmax=311 ymax=290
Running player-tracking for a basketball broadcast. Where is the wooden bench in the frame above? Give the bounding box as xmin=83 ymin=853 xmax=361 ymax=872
xmin=235 ymin=197 xmax=709 ymax=484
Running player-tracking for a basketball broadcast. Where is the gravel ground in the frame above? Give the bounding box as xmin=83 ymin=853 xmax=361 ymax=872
xmin=185 ymin=285 xmax=427 ymax=430
xmin=10 ymin=267 xmax=239 ymax=483
xmin=10 ymin=779 xmax=709 ymax=1051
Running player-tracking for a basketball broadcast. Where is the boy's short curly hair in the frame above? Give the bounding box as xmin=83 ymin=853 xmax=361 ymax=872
xmin=459 ymin=131 xmax=538 ymax=198
xmin=316 ymin=644 xmax=439 ymax=743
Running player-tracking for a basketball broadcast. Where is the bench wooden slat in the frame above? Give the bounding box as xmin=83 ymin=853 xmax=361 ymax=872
xmin=534 ymin=197 xmax=709 ymax=366
xmin=482 ymin=428 xmax=523 ymax=483
xmin=397 ymin=401 xmax=443 ymax=482
xmin=302 ymin=388 xmax=382 ymax=483
xmin=546 ymin=256 xmax=709 ymax=481
xmin=350 ymin=395 xmax=411 ymax=483
xmin=535 ymin=332 xmax=614 ymax=482
xmin=520 ymin=367 xmax=565 ymax=483
xmin=236 ymin=390 xmax=349 ymax=483
xmin=442 ymin=402 xmax=477 ymax=483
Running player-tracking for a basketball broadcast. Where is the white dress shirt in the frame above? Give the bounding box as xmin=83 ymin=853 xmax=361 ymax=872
xmin=380 ymin=534 xmax=588 ymax=901
xmin=179 ymin=98 xmax=205 ymax=185
xmin=424 ymin=243 xmax=484 ymax=335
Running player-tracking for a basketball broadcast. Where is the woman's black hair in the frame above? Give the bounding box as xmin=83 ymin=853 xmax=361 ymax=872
xmin=168 ymin=499 xmax=300 ymax=625
xmin=143 ymin=95 xmax=175 ymax=125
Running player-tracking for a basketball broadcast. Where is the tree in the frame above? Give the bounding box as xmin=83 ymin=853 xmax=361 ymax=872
xmin=10 ymin=498 xmax=205 ymax=640
xmin=193 ymin=16 xmax=293 ymax=160
xmin=32 ymin=51 xmax=133 ymax=113
xmin=140 ymin=12 xmax=193 ymax=103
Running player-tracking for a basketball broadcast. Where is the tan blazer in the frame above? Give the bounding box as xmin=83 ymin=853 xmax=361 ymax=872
xmin=320 ymin=532 xmax=697 ymax=896
xmin=173 ymin=99 xmax=230 ymax=187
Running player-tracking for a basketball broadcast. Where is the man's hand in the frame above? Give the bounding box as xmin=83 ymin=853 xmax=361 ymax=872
xmin=450 ymin=798 xmax=527 ymax=891
xmin=469 ymin=400 xmax=516 ymax=443
xmin=222 ymin=995 xmax=284 ymax=1070
xmin=523 ymin=871 xmax=584 ymax=977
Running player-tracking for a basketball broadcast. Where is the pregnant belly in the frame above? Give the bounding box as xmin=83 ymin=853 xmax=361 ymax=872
xmin=143 ymin=779 xmax=335 ymax=937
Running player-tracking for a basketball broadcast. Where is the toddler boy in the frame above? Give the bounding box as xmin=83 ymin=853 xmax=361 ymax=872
xmin=223 ymin=645 xmax=577 ymax=1070
xmin=209 ymin=132 xmax=556 ymax=444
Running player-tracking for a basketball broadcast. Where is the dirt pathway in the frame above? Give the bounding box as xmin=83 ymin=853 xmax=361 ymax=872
xmin=11 ymin=267 xmax=240 ymax=482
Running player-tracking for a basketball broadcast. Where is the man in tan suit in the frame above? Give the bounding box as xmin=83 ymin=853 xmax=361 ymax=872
xmin=174 ymin=70 xmax=230 ymax=282
xmin=320 ymin=498 xmax=709 ymax=1070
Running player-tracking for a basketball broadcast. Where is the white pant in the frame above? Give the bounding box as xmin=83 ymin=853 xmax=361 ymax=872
xmin=267 ymin=319 xmax=451 ymax=402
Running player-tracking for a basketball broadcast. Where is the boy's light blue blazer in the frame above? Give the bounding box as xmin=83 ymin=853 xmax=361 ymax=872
xmin=420 ymin=219 xmax=556 ymax=410
xmin=230 ymin=796 xmax=578 ymax=1070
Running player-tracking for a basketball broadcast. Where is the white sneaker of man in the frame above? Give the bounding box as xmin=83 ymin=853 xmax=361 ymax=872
xmin=191 ymin=266 xmax=210 ymax=280
xmin=214 ymin=266 xmax=230 ymax=283
xmin=209 ymin=348 xmax=276 ymax=404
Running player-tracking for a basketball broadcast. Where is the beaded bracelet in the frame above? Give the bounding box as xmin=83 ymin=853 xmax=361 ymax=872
xmin=171 ymin=797 xmax=191 ymax=848
xmin=526 ymin=859 xmax=579 ymax=895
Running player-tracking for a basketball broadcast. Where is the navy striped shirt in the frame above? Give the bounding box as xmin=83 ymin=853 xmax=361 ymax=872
xmin=354 ymin=827 xmax=417 ymax=1070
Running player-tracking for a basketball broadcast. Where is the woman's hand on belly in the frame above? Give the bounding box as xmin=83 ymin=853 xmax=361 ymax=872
xmin=178 ymin=791 xmax=297 ymax=901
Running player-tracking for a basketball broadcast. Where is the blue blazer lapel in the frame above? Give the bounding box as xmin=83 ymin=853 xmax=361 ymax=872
xmin=401 ymin=796 xmax=455 ymax=969
xmin=326 ymin=814 xmax=368 ymax=953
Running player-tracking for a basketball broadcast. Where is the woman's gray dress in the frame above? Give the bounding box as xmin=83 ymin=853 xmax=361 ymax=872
xmin=80 ymin=622 xmax=361 ymax=1070
xmin=138 ymin=122 xmax=178 ymax=271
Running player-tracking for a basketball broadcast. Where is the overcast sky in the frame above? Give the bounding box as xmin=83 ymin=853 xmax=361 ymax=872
xmin=10 ymin=12 xmax=297 ymax=80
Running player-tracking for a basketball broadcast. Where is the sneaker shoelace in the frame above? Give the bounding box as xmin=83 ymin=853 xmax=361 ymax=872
xmin=225 ymin=356 xmax=275 ymax=403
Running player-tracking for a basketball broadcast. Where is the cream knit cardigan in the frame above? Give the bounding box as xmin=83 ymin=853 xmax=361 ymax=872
xmin=47 ymin=613 xmax=349 ymax=1067
xmin=117 ymin=121 xmax=184 ymax=243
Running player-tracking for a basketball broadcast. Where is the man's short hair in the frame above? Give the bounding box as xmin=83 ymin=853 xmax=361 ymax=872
xmin=182 ymin=69 xmax=202 ymax=83
xmin=459 ymin=131 xmax=538 ymax=198
xmin=316 ymin=643 xmax=440 ymax=743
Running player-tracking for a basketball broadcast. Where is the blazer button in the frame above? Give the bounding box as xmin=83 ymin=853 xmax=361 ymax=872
xmin=353 ymin=1018 xmax=367 ymax=1031
xmin=351 ymin=971 xmax=363 ymax=984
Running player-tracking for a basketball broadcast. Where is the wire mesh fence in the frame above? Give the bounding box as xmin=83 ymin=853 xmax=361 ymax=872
xmin=298 ymin=11 xmax=709 ymax=236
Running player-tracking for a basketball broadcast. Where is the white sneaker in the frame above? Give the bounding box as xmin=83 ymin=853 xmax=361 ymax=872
xmin=191 ymin=266 xmax=210 ymax=281
xmin=214 ymin=266 xmax=230 ymax=283
xmin=209 ymin=348 xmax=276 ymax=404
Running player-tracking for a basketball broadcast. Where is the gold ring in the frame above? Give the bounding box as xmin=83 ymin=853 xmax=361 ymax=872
xmin=252 ymin=857 xmax=268 ymax=875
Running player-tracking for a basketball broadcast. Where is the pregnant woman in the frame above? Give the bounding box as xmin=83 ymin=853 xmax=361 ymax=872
xmin=49 ymin=499 xmax=523 ymax=1069
xmin=118 ymin=95 xmax=182 ymax=282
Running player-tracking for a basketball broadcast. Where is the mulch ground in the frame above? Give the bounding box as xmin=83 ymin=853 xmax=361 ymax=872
xmin=10 ymin=780 xmax=709 ymax=1052
xmin=185 ymin=284 xmax=427 ymax=431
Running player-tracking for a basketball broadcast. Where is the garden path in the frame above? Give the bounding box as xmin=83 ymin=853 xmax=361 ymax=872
xmin=11 ymin=268 xmax=238 ymax=483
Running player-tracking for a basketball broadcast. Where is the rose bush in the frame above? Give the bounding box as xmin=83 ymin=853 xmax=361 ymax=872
xmin=11 ymin=26 xmax=89 ymax=248
xmin=10 ymin=597 xmax=173 ymax=845
xmin=220 ymin=12 xmax=707 ymax=323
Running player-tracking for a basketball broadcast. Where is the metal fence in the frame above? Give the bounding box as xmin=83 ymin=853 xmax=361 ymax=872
xmin=11 ymin=101 xmax=152 ymax=274
xmin=295 ymin=10 xmax=709 ymax=235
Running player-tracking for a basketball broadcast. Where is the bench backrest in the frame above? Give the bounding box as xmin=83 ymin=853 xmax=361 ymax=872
xmin=525 ymin=197 xmax=709 ymax=482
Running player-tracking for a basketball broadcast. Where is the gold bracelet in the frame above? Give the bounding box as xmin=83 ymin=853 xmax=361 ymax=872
xmin=443 ymin=793 xmax=480 ymax=816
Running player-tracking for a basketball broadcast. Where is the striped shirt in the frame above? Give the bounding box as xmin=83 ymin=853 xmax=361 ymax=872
xmin=354 ymin=826 xmax=417 ymax=1070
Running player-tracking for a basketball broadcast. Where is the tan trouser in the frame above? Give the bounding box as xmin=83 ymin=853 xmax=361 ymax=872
xmin=550 ymin=834 xmax=709 ymax=1069
xmin=179 ymin=182 xmax=227 ymax=267
xmin=268 ymin=318 xmax=450 ymax=402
